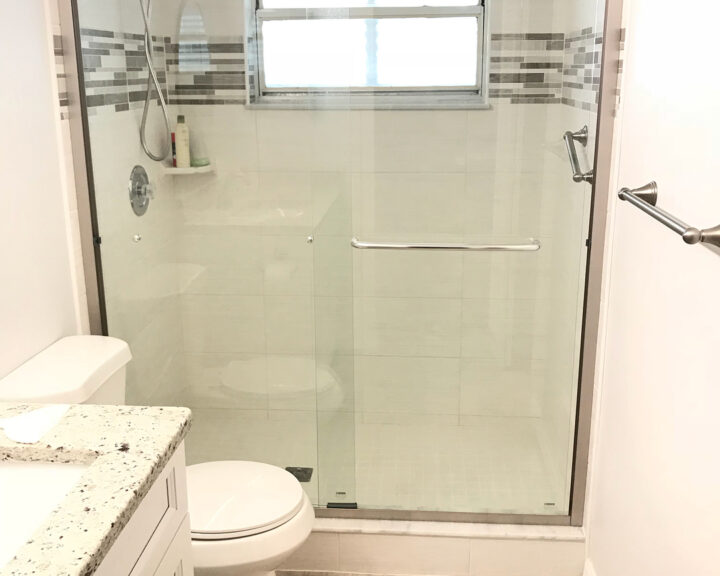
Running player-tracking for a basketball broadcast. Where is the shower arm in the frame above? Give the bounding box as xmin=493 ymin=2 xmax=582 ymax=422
xmin=139 ymin=0 xmax=172 ymax=162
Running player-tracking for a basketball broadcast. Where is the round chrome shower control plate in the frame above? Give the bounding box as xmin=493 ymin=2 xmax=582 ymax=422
xmin=129 ymin=165 xmax=152 ymax=216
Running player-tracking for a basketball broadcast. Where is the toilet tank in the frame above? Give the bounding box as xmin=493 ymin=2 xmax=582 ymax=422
xmin=0 ymin=336 xmax=132 ymax=405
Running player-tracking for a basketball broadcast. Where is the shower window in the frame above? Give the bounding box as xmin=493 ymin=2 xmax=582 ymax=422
xmin=250 ymin=0 xmax=487 ymax=107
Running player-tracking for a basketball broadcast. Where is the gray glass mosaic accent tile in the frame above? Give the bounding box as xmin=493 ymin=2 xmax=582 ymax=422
xmin=54 ymin=34 xmax=69 ymax=119
xmin=80 ymin=28 xmax=170 ymax=114
xmin=562 ymin=27 xmax=604 ymax=112
xmin=79 ymin=28 xmax=246 ymax=110
xmin=76 ymin=26 xmax=604 ymax=111
xmin=487 ymin=33 xmax=565 ymax=104
xmin=166 ymin=36 xmax=247 ymax=105
xmin=609 ymin=27 xmax=626 ymax=115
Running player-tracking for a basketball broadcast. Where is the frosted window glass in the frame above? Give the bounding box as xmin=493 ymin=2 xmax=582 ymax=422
xmin=261 ymin=17 xmax=478 ymax=89
xmin=262 ymin=0 xmax=479 ymax=8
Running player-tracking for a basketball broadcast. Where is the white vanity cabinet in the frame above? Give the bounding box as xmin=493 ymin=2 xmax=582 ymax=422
xmin=95 ymin=443 xmax=193 ymax=576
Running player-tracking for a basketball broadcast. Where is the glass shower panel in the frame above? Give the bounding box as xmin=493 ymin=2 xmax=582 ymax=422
xmin=349 ymin=110 xmax=588 ymax=514
xmin=75 ymin=0 xmax=605 ymax=519
xmin=75 ymin=0 xmax=185 ymax=412
xmin=165 ymin=11 xmax=362 ymax=507
xmin=312 ymin=170 xmax=356 ymax=507
xmin=75 ymin=0 xmax=361 ymax=508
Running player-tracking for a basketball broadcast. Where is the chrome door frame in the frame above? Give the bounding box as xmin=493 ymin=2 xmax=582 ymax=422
xmin=568 ymin=0 xmax=625 ymax=527
xmin=58 ymin=0 xmax=106 ymax=335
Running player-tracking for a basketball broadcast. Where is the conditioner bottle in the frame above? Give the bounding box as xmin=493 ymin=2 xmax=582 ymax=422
xmin=174 ymin=115 xmax=191 ymax=168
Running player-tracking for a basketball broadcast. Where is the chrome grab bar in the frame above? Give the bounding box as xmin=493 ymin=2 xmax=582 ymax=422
xmin=618 ymin=181 xmax=720 ymax=248
xmin=350 ymin=238 xmax=541 ymax=252
xmin=563 ymin=125 xmax=594 ymax=184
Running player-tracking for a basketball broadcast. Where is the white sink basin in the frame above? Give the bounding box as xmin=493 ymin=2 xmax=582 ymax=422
xmin=0 ymin=460 xmax=88 ymax=568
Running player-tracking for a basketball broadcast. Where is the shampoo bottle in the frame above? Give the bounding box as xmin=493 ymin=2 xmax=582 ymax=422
xmin=175 ymin=115 xmax=191 ymax=168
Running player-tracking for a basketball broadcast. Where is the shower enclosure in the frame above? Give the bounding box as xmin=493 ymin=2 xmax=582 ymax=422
xmin=67 ymin=0 xmax=607 ymax=523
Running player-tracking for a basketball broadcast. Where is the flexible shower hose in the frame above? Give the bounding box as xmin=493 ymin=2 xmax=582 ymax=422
xmin=139 ymin=0 xmax=171 ymax=161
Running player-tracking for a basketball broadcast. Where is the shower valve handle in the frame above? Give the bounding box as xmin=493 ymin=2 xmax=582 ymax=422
xmin=129 ymin=165 xmax=153 ymax=216
xmin=142 ymin=182 xmax=155 ymax=200
xmin=129 ymin=180 xmax=154 ymax=204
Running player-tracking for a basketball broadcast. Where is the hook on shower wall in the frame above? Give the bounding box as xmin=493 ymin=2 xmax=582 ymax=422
xmin=139 ymin=0 xmax=172 ymax=162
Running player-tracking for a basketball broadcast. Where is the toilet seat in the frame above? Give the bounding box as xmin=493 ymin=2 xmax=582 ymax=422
xmin=191 ymin=491 xmax=315 ymax=576
xmin=187 ymin=461 xmax=305 ymax=540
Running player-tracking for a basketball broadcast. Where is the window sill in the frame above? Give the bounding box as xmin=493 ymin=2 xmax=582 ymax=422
xmin=245 ymin=95 xmax=491 ymax=111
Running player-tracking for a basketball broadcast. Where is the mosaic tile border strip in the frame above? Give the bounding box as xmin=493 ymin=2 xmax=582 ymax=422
xmin=166 ymin=37 xmax=248 ymax=105
xmin=489 ymin=33 xmax=565 ymax=104
xmin=562 ymin=27 xmax=603 ymax=112
xmin=74 ymin=27 xmax=603 ymax=110
xmin=80 ymin=27 xmax=170 ymax=116
xmin=614 ymin=27 xmax=626 ymax=114
xmin=53 ymin=32 xmax=69 ymax=119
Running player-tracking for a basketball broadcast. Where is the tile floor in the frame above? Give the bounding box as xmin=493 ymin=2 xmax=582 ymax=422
xmin=184 ymin=407 xmax=567 ymax=515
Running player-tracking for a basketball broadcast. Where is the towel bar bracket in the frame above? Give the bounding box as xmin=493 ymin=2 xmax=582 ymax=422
xmin=624 ymin=181 xmax=658 ymax=206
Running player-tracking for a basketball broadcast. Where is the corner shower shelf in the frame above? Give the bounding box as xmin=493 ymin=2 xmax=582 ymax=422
xmin=162 ymin=163 xmax=214 ymax=176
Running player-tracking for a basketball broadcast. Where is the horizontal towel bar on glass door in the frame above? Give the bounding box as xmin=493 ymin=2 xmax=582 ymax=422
xmin=350 ymin=238 xmax=541 ymax=252
xmin=618 ymin=181 xmax=720 ymax=248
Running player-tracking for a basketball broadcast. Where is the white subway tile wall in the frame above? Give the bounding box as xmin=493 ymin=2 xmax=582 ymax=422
xmin=170 ymin=100 xmax=587 ymax=514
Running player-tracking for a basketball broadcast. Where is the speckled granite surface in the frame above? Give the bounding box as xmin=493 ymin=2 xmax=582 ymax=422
xmin=0 ymin=403 xmax=191 ymax=576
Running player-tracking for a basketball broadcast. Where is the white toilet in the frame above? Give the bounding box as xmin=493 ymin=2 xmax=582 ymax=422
xmin=188 ymin=460 xmax=314 ymax=576
xmin=0 ymin=335 xmax=314 ymax=576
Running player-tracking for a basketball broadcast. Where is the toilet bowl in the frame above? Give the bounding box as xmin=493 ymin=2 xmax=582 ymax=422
xmin=188 ymin=460 xmax=314 ymax=576
xmin=0 ymin=336 xmax=314 ymax=576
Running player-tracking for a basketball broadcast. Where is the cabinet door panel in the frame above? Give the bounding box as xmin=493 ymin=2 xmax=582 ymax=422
xmin=154 ymin=516 xmax=194 ymax=576
xmin=96 ymin=443 xmax=190 ymax=576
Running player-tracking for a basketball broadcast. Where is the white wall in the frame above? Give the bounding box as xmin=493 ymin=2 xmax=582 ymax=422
xmin=585 ymin=0 xmax=720 ymax=574
xmin=0 ymin=1 xmax=82 ymax=378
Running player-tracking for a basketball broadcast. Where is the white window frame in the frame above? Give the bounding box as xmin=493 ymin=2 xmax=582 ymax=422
xmin=245 ymin=0 xmax=490 ymax=109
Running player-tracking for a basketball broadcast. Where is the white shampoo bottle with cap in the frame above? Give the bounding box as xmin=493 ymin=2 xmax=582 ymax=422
xmin=175 ymin=115 xmax=191 ymax=168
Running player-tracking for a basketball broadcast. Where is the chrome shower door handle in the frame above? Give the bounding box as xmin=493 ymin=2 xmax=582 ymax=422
xmin=563 ymin=125 xmax=594 ymax=184
xmin=350 ymin=238 xmax=541 ymax=252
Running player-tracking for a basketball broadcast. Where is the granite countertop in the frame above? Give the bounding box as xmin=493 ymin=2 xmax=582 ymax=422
xmin=0 ymin=403 xmax=192 ymax=576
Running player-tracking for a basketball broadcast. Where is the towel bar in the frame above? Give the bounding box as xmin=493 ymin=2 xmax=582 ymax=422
xmin=618 ymin=181 xmax=720 ymax=248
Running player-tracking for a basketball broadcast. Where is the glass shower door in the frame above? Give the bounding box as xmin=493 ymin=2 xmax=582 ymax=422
xmin=348 ymin=104 xmax=593 ymax=515
xmin=74 ymin=0 xmax=604 ymax=520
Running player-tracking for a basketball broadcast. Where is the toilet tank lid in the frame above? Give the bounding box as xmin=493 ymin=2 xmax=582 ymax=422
xmin=0 ymin=336 xmax=132 ymax=404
